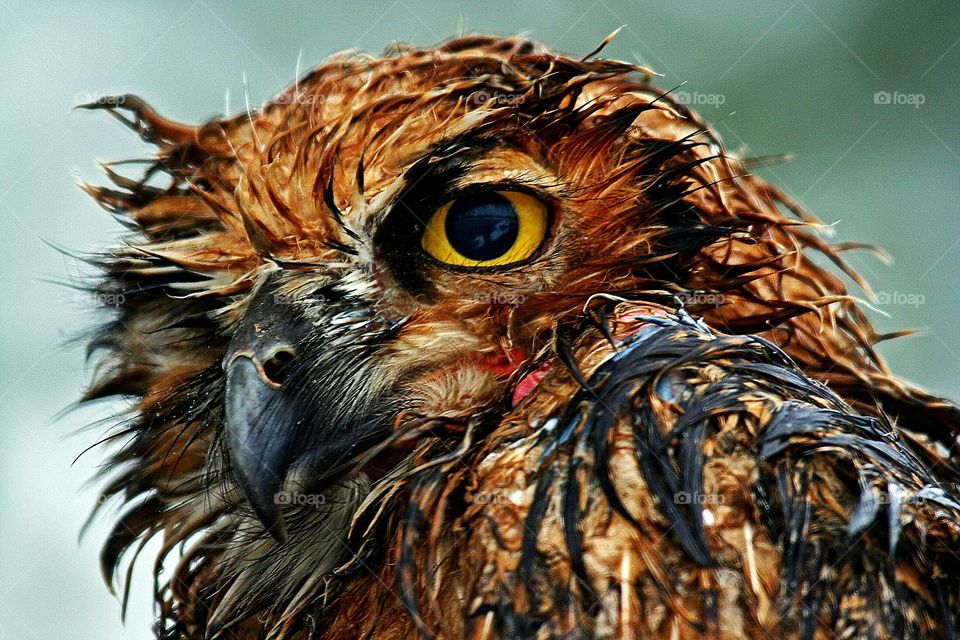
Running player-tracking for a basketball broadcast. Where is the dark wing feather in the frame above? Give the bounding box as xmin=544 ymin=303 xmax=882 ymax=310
xmin=396 ymin=302 xmax=960 ymax=639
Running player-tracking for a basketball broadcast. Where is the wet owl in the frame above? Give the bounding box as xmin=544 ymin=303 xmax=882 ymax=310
xmin=78 ymin=35 xmax=960 ymax=639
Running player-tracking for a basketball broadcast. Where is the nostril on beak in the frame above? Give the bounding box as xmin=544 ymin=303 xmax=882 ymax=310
xmin=262 ymin=347 xmax=296 ymax=386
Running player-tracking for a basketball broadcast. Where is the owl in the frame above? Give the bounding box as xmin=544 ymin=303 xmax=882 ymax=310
xmin=79 ymin=35 xmax=960 ymax=639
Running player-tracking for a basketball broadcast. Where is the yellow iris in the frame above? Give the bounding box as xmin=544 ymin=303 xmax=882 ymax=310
xmin=420 ymin=190 xmax=548 ymax=267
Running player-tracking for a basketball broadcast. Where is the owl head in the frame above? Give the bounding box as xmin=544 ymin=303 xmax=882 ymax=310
xmin=80 ymin=34 xmax=936 ymax=635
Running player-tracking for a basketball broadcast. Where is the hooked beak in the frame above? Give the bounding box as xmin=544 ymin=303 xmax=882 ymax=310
xmin=224 ymin=351 xmax=294 ymax=543
xmin=223 ymin=283 xmax=309 ymax=544
xmin=223 ymin=277 xmax=399 ymax=543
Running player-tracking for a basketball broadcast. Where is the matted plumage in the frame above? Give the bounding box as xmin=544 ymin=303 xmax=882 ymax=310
xmin=76 ymin=34 xmax=960 ymax=639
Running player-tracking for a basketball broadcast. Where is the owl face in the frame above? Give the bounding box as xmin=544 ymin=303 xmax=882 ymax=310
xmin=203 ymin=41 xmax=736 ymax=540
xmin=224 ymin=61 xmax=744 ymax=538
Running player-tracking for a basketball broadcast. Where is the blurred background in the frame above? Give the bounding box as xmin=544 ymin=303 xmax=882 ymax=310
xmin=1 ymin=1 xmax=958 ymax=637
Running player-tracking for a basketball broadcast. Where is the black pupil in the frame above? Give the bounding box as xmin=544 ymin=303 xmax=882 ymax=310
xmin=444 ymin=192 xmax=519 ymax=261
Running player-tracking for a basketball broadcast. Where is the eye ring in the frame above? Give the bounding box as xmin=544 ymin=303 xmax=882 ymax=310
xmin=420 ymin=190 xmax=549 ymax=268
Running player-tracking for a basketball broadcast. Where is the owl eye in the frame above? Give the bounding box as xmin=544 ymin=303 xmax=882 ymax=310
xmin=421 ymin=190 xmax=548 ymax=267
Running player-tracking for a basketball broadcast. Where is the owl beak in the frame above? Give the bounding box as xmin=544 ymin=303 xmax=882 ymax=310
xmin=222 ymin=278 xmax=396 ymax=543
xmin=224 ymin=351 xmax=293 ymax=543
xmin=222 ymin=280 xmax=313 ymax=544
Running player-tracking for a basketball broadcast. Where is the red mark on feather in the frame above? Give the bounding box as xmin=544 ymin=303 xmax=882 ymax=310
xmin=481 ymin=348 xmax=551 ymax=406
xmin=512 ymin=363 xmax=552 ymax=407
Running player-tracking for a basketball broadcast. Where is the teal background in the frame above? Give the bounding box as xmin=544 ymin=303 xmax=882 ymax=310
xmin=1 ymin=2 xmax=958 ymax=637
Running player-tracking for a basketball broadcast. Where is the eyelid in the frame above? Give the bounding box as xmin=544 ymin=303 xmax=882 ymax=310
xmin=439 ymin=159 xmax=565 ymax=206
xmin=397 ymin=143 xmax=561 ymax=212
